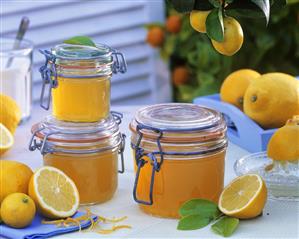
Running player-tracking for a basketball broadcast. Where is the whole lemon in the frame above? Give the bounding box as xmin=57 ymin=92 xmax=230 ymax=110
xmin=1 ymin=193 xmax=36 ymax=228
xmin=211 ymin=17 xmax=243 ymax=56
xmin=146 ymin=26 xmax=165 ymax=48
xmin=166 ymin=15 xmax=182 ymax=33
xmin=267 ymin=116 xmax=299 ymax=161
xmin=220 ymin=69 xmax=261 ymax=110
xmin=0 ymin=94 xmax=21 ymax=134
xmin=172 ymin=66 xmax=190 ymax=86
xmin=190 ymin=10 xmax=211 ymax=33
xmin=0 ymin=160 xmax=33 ymax=202
xmin=244 ymin=73 xmax=299 ymax=129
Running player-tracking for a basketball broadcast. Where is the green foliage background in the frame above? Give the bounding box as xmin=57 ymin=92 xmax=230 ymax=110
xmin=163 ymin=2 xmax=299 ymax=102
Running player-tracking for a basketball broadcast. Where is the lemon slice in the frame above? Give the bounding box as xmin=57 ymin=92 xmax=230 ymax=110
xmin=29 ymin=166 xmax=79 ymax=219
xmin=219 ymin=174 xmax=267 ymax=219
xmin=0 ymin=123 xmax=14 ymax=156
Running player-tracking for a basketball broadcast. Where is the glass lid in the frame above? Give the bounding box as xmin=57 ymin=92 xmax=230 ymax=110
xmin=32 ymin=114 xmax=120 ymax=143
xmin=51 ymin=43 xmax=113 ymax=61
xmin=134 ymin=103 xmax=224 ymax=131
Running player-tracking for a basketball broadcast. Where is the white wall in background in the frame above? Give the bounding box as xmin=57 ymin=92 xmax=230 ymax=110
xmin=1 ymin=0 xmax=172 ymax=105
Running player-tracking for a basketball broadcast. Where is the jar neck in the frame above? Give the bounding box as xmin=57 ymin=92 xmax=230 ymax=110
xmin=55 ymin=58 xmax=113 ymax=78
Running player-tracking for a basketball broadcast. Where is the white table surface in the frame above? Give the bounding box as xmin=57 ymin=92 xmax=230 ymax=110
xmin=2 ymin=105 xmax=299 ymax=239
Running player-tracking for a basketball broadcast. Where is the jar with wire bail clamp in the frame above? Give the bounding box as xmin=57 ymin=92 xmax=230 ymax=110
xmin=39 ymin=43 xmax=127 ymax=122
xmin=130 ymin=103 xmax=227 ymax=218
xmin=29 ymin=112 xmax=126 ymax=205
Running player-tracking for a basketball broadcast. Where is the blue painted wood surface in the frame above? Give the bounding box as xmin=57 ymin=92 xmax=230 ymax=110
xmin=193 ymin=94 xmax=276 ymax=153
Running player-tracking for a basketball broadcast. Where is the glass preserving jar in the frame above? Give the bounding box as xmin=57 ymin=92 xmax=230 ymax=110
xmin=39 ymin=44 xmax=126 ymax=122
xmin=130 ymin=103 xmax=227 ymax=218
xmin=29 ymin=112 xmax=125 ymax=205
xmin=0 ymin=37 xmax=33 ymax=122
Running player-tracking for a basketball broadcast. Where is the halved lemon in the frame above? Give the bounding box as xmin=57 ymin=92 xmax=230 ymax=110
xmin=28 ymin=166 xmax=79 ymax=219
xmin=219 ymin=174 xmax=267 ymax=219
xmin=0 ymin=123 xmax=14 ymax=156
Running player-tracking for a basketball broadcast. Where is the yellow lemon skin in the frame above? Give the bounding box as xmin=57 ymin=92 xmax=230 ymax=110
xmin=267 ymin=116 xmax=299 ymax=161
xmin=211 ymin=17 xmax=243 ymax=56
xmin=1 ymin=193 xmax=36 ymax=228
xmin=190 ymin=10 xmax=211 ymax=33
xmin=0 ymin=94 xmax=21 ymax=134
xmin=220 ymin=69 xmax=261 ymax=110
xmin=244 ymin=73 xmax=299 ymax=129
xmin=0 ymin=160 xmax=33 ymax=203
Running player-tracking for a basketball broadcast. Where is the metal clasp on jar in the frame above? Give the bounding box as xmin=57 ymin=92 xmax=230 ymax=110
xmin=132 ymin=124 xmax=164 ymax=205
xmin=112 ymin=50 xmax=127 ymax=74
xmin=39 ymin=50 xmax=58 ymax=110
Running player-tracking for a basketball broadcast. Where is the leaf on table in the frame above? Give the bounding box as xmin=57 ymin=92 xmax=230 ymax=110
xmin=63 ymin=36 xmax=96 ymax=47
xmin=177 ymin=214 xmax=211 ymax=230
xmin=179 ymin=199 xmax=221 ymax=219
xmin=206 ymin=8 xmax=224 ymax=42
xmin=211 ymin=216 xmax=239 ymax=237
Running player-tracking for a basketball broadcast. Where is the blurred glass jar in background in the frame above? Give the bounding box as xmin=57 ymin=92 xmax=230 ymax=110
xmin=0 ymin=37 xmax=33 ymax=122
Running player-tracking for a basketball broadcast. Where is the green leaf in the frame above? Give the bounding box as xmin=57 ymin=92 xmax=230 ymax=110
xmin=206 ymin=8 xmax=224 ymax=42
xmin=209 ymin=0 xmax=221 ymax=7
xmin=168 ymin=0 xmax=195 ymax=13
xmin=250 ymin=0 xmax=270 ymax=24
xmin=179 ymin=199 xmax=221 ymax=219
xmin=211 ymin=216 xmax=239 ymax=237
xmin=194 ymin=0 xmax=214 ymax=10
xmin=177 ymin=215 xmax=211 ymax=230
xmin=63 ymin=36 xmax=96 ymax=47
xmin=225 ymin=9 xmax=267 ymax=18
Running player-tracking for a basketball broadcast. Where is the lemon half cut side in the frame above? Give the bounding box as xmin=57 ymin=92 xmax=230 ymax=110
xmin=29 ymin=166 xmax=80 ymax=219
xmin=0 ymin=123 xmax=14 ymax=156
xmin=218 ymin=174 xmax=267 ymax=219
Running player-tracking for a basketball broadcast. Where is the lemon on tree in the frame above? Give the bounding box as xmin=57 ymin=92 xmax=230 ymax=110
xmin=172 ymin=66 xmax=190 ymax=87
xmin=166 ymin=15 xmax=182 ymax=33
xmin=211 ymin=16 xmax=243 ymax=56
xmin=1 ymin=193 xmax=36 ymax=228
xmin=190 ymin=10 xmax=211 ymax=33
xmin=244 ymin=73 xmax=299 ymax=129
xmin=146 ymin=26 xmax=165 ymax=48
xmin=220 ymin=69 xmax=261 ymax=110
xmin=29 ymin=166 xmax=79 ymax=219
xmin=0 ymin=160 xmax=33 ymax=202
xmin=219 ymin=174 xmax=267 ymax=219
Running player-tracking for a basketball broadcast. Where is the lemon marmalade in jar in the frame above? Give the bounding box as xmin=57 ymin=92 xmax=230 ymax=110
xmin=130 ymin=103 xmax=227 ymax=218
xmin=29 ymin=113 xmax=125 ymax=205
xmin=39 ymin=44 xmax=126 ymax=122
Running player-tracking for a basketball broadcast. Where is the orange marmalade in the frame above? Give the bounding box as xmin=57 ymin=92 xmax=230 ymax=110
xmin=29 ymin=114 xmax=125 ymax=205
xmin=39 ymin=43 xmax=126 ymax=122
xmin=130 ymin=103 xmax=227 ymax=218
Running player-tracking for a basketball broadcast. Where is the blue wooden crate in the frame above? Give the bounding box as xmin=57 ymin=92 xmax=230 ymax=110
xmin=193 ymin=94 xmax=276 ymax=153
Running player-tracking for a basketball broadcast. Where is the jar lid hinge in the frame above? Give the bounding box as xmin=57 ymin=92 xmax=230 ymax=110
xmin=132 ymin=124 xmax=164 ymax=205
xmin=39 ymin=50 xmax=58 ymax=110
